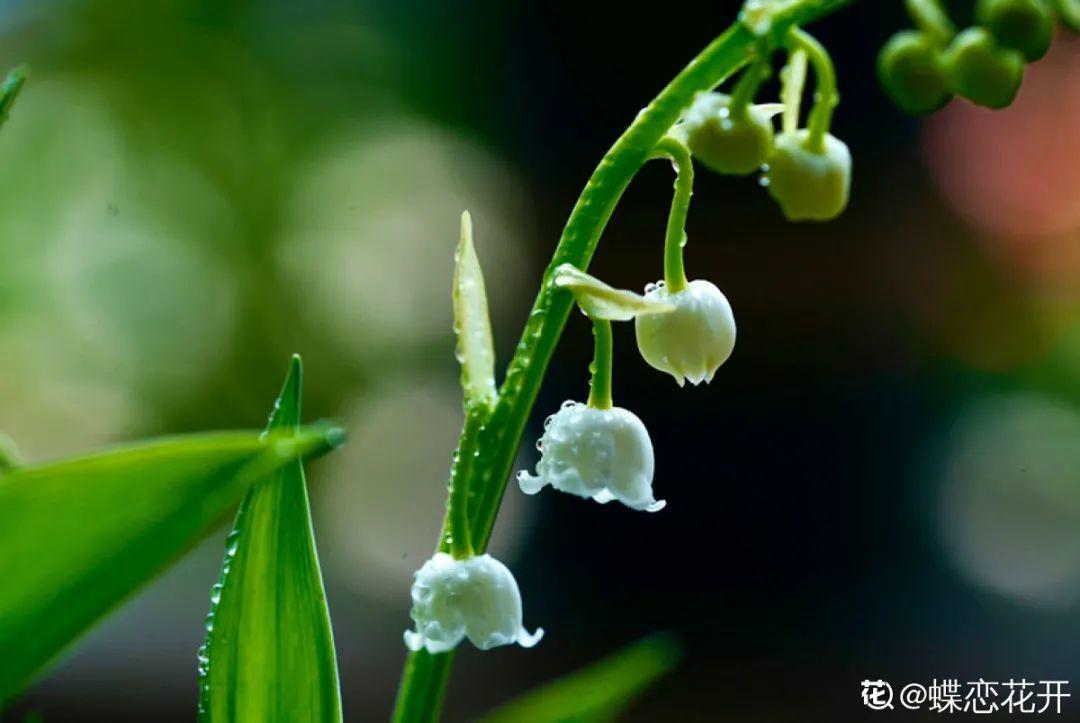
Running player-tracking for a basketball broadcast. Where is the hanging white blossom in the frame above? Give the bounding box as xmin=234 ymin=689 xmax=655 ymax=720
xmin=404 ymin=552 xmax=543 ymax=654
xmin=635 ymin=279 xmax=736 ymax=386
xmin=518 ymin=401 xmax=665 ymax=512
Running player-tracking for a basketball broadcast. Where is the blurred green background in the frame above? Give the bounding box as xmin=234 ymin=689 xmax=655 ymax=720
xmin=2 ymin=0 xmax=1080 ymax=720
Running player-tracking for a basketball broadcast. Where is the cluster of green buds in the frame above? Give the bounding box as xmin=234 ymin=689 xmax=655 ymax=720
xmin=677 ymin=24 xmax=850 ymax=222
xmin=879 ymin=0 xmax=1077 ymax=113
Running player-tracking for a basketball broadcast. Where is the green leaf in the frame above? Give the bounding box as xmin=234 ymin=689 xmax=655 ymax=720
xmin=454 ymin=211 xmax=498 ymax=407
xmin=552 ymin=264 xmax=674 ymax=322
xmin=199 ymin=355 xmax=343 ymax=722
xmin=481 ymin=634 xmax=682 ymax=723
xmin=0 ymin=65 xmax=27 ymax=130
xmin=0 ymin=424 xmax=343 ymax=706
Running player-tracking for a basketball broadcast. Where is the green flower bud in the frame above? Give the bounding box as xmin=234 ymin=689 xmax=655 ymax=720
xmin=944 ymin=27 xmax=1025 ymax=109
xmin=1056 ymin=0 xmax=1080 ymax=33
xmin=877 ymin=31 xmax=953 ymax=115
xmin=763 ymin=130 xmax=851 ymax=222
xmin=683 ymin=92 xmax=774 ymax=176
xmin=976 ymin=0 xmax=1055 ymax=61
xmin=634 ymin=279 xmax=736 ymax=386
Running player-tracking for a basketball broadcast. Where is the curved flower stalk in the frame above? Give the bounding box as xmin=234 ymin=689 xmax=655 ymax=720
xmin=392 ymin=3 xmax=858 ymax=721
xmin=764 ymin=28 xmax=851 ymax=221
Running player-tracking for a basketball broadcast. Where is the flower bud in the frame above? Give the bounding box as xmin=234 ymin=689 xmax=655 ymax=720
xmin=944 ymin=27 xmax=1025 ymax=109
xmin=1056 ymin=0 xmax=1080 ymax=33
xmin=404 ymin=552 xmax=543 ymax=654
xmin=763 ymin=130 xmax=851 ymax=222
xmin=634 ymin=279 xmax=736 ymax=386
xmin=683 ymin=92 xmax=774 ymax=176
xmin=976 ymin=0 xmax=1054 ymax=61
xmin=518 ymin=401 xmax=664 ymax=512
xmin=877 ymin=31 xmax=952 ymax=115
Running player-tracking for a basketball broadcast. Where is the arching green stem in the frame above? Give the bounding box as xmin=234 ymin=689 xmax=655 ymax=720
xmin=391 ymin=3 xmax=857 ymax=721
xmin=587 ymin=318 xmax=614 ymax=410
xmin=652 ymin=135 xmax=694 ymax=294
xmin=447 ymin=406 xmax=481 ymax=560
xmin=905 ymin=0 xmax=955 ymax=46
xmin=787 ymin=27 xmax=836 ymax=154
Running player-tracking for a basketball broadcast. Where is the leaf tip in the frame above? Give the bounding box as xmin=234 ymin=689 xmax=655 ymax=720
xmin=323 ymin=425 xmax=348 ymax=450
xmin=288 ymin=353 xmax=303 ymax=387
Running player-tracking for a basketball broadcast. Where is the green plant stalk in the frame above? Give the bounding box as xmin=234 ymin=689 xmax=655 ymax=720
xmin=729 ymin=51 xmax=769 ymax=117
xmin=448 ymin=405 xmax=482 ymax=559
xmin=905 ymin=0 xmax=955 ymax=45
xmin=653 ymin=135 xmax=694 ymax=294
xmin=586 ymin=319 xmax=614 ymax=410
xmin=392 ymin=2 xmax=855 ymax=720
xmin=788 ymin=28 xmax=837 ymax=153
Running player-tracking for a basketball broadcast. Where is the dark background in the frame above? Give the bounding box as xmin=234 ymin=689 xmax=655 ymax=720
xmin=3 ymin=0 xmax=1080 ymax=720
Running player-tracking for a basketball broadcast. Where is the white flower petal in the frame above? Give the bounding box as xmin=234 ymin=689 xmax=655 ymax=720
xmin=404 ymin=553 xmax=541 ymax=654
xmin=634 ymin=279 xmax=736 ymax=386
xmin=519 ymin=402 xmax=663 ymax=512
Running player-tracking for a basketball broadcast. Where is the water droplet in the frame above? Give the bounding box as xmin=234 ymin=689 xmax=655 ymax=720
xmin=758 ymin=176 xmax=770 ymax=187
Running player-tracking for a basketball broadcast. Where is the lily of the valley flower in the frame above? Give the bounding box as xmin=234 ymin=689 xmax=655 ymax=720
xmin=404 ymin=552 xmax=543 ymax=654
xmin=682 ymin=92 xmax=775 ymax=176
xmin=518 ymin=401 xmax=665 ymax=512
xmin=764 ymin=130 xmax=852 ymax=222
xmin=634 ymin=279 xmax=736 ymax=386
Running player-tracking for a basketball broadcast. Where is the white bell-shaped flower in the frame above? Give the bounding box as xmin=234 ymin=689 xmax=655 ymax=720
xmin=764 ymin=130 xmax=851 ymax=222
xmin=404 ymin=552 xmax=543 ymax=654
xmin=518 ymin=401 xmax=664 ymax=512
xmin=634 ymin=279 xmax=736 ymax=386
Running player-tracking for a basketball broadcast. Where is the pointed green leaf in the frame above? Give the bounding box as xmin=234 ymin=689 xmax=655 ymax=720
xmin=0 ymin=66 xmax=27 ymax=130
xmin=552 ymin=264 xmax=674 ymax=322
xmin=481 ymin=634 xmax=682 ymax=723
xmin=454 ymin=211 xmax=498 ymax=407
xmin=0 ymin=424 xmax=343 ymax=705
xmin=199 ymin=356 xmax=343 ymax=722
